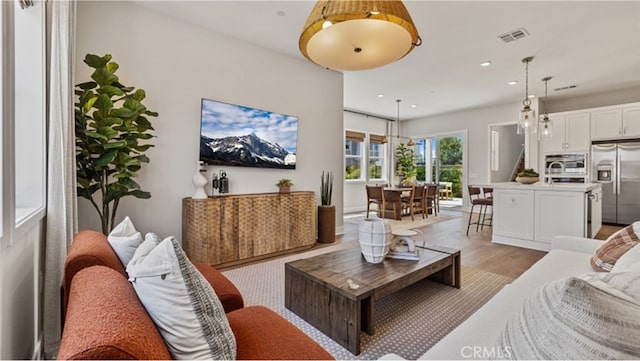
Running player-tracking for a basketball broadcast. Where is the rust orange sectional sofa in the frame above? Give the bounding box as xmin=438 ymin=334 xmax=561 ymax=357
xmin=58 ymin=230 xmax=333 ymax=360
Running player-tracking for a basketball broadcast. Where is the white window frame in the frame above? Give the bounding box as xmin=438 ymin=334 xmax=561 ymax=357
xmin=367 ymin=133 xmax=386 ymax=182
xmin=345 ymin=130 xmax=365 ymax=181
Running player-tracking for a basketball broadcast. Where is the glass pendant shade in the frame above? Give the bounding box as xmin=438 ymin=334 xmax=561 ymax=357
xmin=539 ymin=116 xmax=553 ymax=140
xmin=517 ymin=104 xmax=536 ymax=135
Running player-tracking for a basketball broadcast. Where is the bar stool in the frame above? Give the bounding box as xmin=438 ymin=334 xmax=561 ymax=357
xmin=481 ymin=187 xmax=494 ymax=229
xmin=466 ymin=186 xmax=493 ymax=235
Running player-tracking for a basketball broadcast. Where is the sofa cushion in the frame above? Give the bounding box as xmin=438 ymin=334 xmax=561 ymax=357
xmin=612 ymin=242 xmax=640 ymax=273
xmin=58 ymin=266 xmax=171 ymax=360
xmin=591 ymin=222 xmax=640 ymax=271
xmin=496 ymin=272 xmax=640 ymax=360
xmin=63 ymin=230 xmax=125 ymax=312
xmin=107 ymin=216 xmax=143 ymax=267
xmin=127 ymin=235 xmax=236 ymax=360
xmin=227 ymin=305 xmax=334 ymax=360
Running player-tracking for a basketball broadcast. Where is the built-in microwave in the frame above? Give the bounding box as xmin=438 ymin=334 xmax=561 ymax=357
xmin=544 ymin=153 xmax=588 ymax=175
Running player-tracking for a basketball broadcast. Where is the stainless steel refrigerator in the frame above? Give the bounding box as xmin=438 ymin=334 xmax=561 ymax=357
xmin=592 ymin=141 xmax=640 ymax=225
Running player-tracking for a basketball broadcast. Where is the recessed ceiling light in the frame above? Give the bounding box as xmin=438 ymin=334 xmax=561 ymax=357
xmin=276 ymin=10 xmax=285 ymax=16
xmin=508 ymin=81 xmax=518 ymax=85
xmin=480 ymin=61 xmax=491 ymax=67
xmin=528 ymin=94 xmax=536 ymax=98
xmin=411 ymin=104 xmax=417 ymax=108
xmin=377 ymin=94 xmax=384 ymax=98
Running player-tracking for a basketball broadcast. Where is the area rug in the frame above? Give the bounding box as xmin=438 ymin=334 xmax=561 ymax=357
xmin=222 ymin=242 xmax=513 ymax=360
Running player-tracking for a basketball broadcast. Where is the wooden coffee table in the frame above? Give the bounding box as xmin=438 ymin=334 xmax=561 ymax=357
xmin=284 ymin=243 xmax=460 ymax=355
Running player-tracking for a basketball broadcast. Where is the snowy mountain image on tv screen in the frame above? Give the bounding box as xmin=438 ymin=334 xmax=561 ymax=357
xmin=199 ymin=99 xmax=298 ymax=169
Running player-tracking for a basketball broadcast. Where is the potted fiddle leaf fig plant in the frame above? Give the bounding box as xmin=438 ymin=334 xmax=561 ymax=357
xmin=75 ymin=53 xmax=158 ymax=234
xmin=317 ymin=170 xmax=335 ymax=243
xmin=395 ymin=143 xmax=417 ymax=186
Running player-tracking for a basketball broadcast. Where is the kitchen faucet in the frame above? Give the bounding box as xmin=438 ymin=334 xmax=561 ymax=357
xmin=547 ymin=161 xmax=565 ymax=184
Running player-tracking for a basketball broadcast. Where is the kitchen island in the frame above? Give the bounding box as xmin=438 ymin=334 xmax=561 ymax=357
xmin=489 ymin=182 xmax=602 ymax=251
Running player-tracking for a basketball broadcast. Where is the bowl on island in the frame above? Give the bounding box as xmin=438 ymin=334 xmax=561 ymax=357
xmin=515 ymin=176 xmax=539 ymax=184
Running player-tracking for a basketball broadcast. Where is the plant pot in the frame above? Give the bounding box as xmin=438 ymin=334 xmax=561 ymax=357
xmin=279 ymin=185 xmax=290 ymax=194
xmin=317 ymin=205 xmax=336 ymax=243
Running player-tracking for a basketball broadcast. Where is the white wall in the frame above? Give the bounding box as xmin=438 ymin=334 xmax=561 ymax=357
xmin=1 ymin=223 xmax=42 ymax=359
xmin=490 ymin=124 xmax=524 ymax=182
xmin=545 ymin=86 xmax=640 ymax=113
xmin=343 ymin=111 xmax=389 ymax=213
xmin=75 ymin=1 xmax=344 ymax=238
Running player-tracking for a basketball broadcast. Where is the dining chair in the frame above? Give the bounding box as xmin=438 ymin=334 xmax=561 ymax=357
xmin=467 ymin=185 xmax=493 ymax=235
xmin=382 ymin=189 xmax=403 ymax=220
xmin=365 ymin=185 xmax=384 ymax=218
xmin=410 ymin=185 xmax=427 ymax=219
xmin=425 ymin=184 xmax=439 ymax=216
xmin=400 ymin=186 xmax=416 ymax=221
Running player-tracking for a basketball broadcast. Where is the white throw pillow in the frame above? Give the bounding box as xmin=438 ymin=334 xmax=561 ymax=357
xmin=611 ymin=244 xmax=640 ymax=273
xmin=107 ymin=216 xmax=142 ymax=267
xmin=126 ymin=235 xmax=236 ymax=360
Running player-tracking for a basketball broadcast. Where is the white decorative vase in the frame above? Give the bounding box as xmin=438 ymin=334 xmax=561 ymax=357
xmin=192 ymin=161 xmax=208 ymax=199
xmin=358 ymin=218 xmax=392 ymax=263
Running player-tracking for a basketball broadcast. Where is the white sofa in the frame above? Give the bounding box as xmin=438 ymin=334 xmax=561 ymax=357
xmin=383 ymin=235 xmax=604 ymax=360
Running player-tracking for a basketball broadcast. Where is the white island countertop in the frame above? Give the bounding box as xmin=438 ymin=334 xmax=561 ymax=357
xmin=486 ymin=182 xmax=601 ymax=192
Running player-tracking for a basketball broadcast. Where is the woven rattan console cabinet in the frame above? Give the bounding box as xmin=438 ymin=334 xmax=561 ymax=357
xmin=182 ymin=191 xmax=317 ymax=268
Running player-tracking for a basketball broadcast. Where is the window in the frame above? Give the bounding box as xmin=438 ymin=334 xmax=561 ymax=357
xmin=491 ymin=130 xmax=500 ymax=171
xmin=1 ymin=0 xmax=46 ymax=244
xmin=368 ymin=134 xmax=386 ymax=180
xmin=345 ymin=130 xmax=365 ymax=180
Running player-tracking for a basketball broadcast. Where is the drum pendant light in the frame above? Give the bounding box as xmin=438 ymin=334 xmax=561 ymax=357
xmin=299 ymin=0 xmax=421 ymax=71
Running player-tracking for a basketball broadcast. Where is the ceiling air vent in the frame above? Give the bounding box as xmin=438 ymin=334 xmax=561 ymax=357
xmin=554 ymin=85 xmax=578 ymax=92
xmin=498 ymin=28 xmax=529 ymax=43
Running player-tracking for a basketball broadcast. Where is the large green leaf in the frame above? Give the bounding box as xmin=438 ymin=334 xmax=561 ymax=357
xmin=110 ymin=107 xmax=137 ymax=118
xmin=124 ymin=99 xmax=146 ymax=114
xmin=132 ymin=89 xmax=146 ymax=101
xmin=94 ymin=94 xmax=113 ymax=112
xmin=104 ymin=140 xmax=127 ymax=149
xmin=91 ymin=68 xmax=118 ymax=86
xmin=84 ymin=54 xmax=108 ymax=68
xmin=97 ymin=85 xmax=125 ymax=97
xmin=84 ymin=130 xmax=109 ymax=141
xmin=95 ymin=149 xmax=118 ymax=167
xmin=128 ymin=190 xmax=151 ymax=199
xmin=106 ymin=61 xmax=119 ymax=74
xmin=144 ymin=110 xmax=159 ymax=117
xmin=97 ymin=126 xmax=119 ymax=140
xmin=77 ymin=81 xmax=97 ymax=90
xmin=133 ymin=144 xmax=153 ymax=152
xmin=119 ymin=178 xmax=140 ymax=189
xmin=83 ymin=97 xmax=98 ymax=113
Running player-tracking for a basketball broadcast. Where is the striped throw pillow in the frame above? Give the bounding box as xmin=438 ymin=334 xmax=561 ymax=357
xmin=591 ymin=222 xmax=640 ymax=272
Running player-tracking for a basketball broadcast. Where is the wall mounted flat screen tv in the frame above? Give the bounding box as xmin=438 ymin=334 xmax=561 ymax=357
xmin=200 ymin=98 xmax=298 ymax=169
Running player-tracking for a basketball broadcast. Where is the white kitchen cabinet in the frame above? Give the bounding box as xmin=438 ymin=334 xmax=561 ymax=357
xmin=591 ymin=108 xmax=623 ymax=140
xmin=493 ymin=189 xmax=534 ymax=241
xmin=534 ymin=191 xmax=585 ymax=245
xmin=541 ymin=112 xmax=590 ymax=153
xmin=623 ymin=106 xmax=640 ymax=137
xmin=590 ymin=105 xmax=640 ymax=140
xmin=490 ymin=183 xmax=602 ymax=252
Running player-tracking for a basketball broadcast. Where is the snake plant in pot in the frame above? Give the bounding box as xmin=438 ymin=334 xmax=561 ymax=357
xmin=318 ymin=170 xmax=335 ymax=243
xmin=75 ymin=54 xmax=158 ymax=233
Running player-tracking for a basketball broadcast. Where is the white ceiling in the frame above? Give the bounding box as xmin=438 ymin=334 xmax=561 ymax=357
xmin=135 ymin=1 xmax=640 ymax=120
